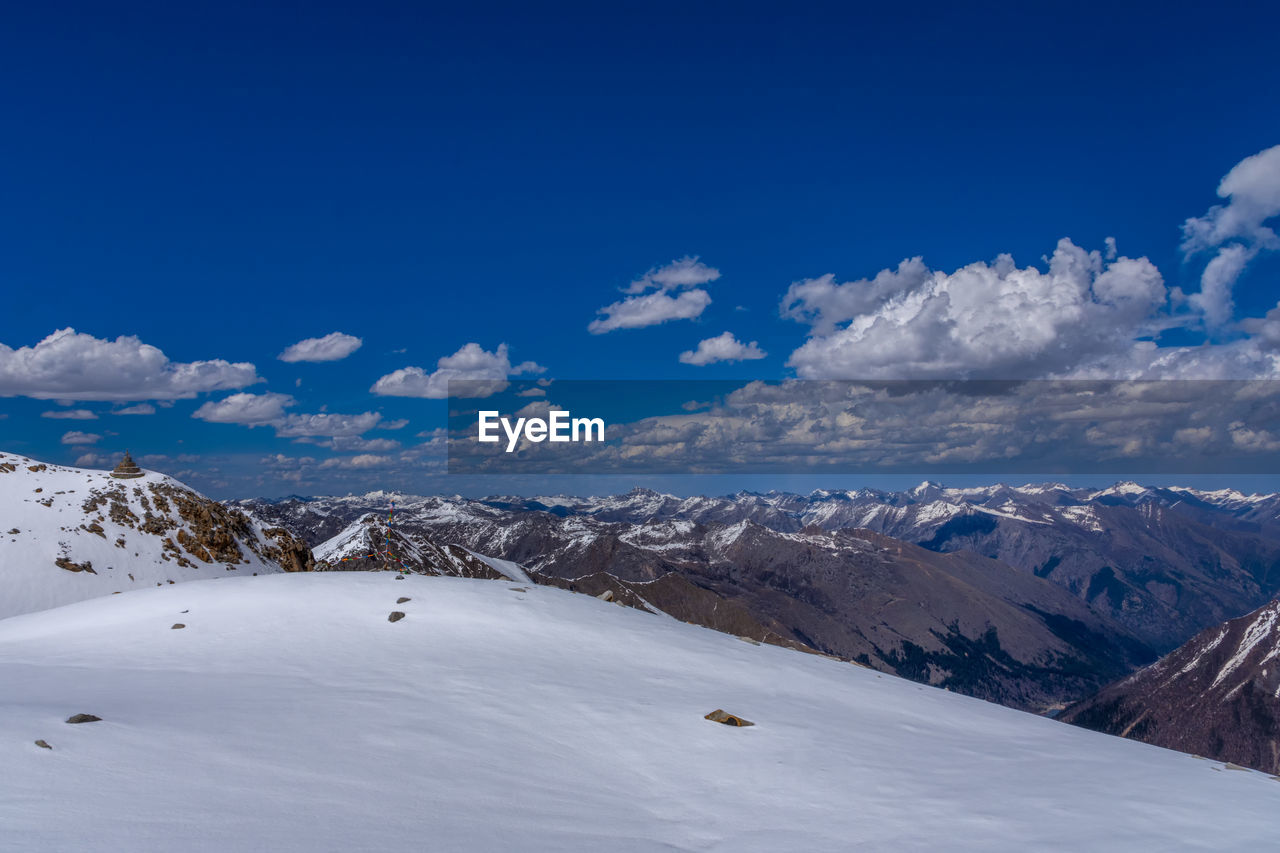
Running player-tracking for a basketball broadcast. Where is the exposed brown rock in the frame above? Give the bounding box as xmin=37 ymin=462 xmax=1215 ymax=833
xmin=55 ymin=557 xmax=95 ymax=574
xmin=65 ymin=714 xmax=101 ymax=724
xmin=705 ymin=709 xmax=754 ymax=727
xmin=388 ymin=611 xmax=406 ymax=623
xmin=262 ymin=527 xmax=314 ymax=573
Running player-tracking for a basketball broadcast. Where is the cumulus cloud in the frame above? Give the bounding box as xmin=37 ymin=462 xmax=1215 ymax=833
xmin=1182 ymin=145 xmax=1280 ymax=254
xmin=193 ymin=392 xmax=389 ymax=439
xmin=781 ymin=259 xmax=933 ymax=337
xmin=278 ymin=332 xmax=364 ymax=363
xmin=679 ymin=332 xmax=767 ymax=366
xmin=41 ymin=409 xmax=97 ymax=420
xmin=61 ymin=430 xmax=101 ymax=445
xmin=784 ymin=240 xmax=1184 ymax=379
xmin=0 ymin=328 xmax=261 ymax=401
xmin=1181 ymin=145 xmax=1280 ymax=328
xmin=589 ymin=256 xmax=718 ymax=334
xmin=370 ymin=343 xmax=545 ymax=399
xmin=192 ymin=392 xmax=295 ymax=425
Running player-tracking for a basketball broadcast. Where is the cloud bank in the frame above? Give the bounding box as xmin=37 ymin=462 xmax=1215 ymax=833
xmin=0 ymin=329 xmax=261 ymax=401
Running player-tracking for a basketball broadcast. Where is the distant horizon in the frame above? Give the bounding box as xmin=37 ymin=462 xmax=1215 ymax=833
xmin=10 ymin=447 xmax=1280 ymax=503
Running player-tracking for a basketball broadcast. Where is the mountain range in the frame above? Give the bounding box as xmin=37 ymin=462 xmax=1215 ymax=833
xmin=235 ymin=481 xmax=1280 ymax=713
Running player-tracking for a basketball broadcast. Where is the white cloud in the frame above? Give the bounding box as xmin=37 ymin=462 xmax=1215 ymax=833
xmin=278 ymin=332 xmax=364 ymax=363
xmin=192 ymin=392 xmax=295 ymax=425
xmin=192 ymin=391 xmax=392 ymax=439
xmin=260 ymin=454 xmax=317 ymax=468
xmin=320 ymin=454 xmax=393 ymax=470
xmin=589 ymin=257 xmax=718 ymax=334
xmin=0 ymin=328 xmax=261 ymax=401
xmin=1181 ymin=145 xmax=1280 ymax=328
xmin=622 ymin=256 xmax=721 ymax=294
xmin=378 ymin=418 xmax=409 ymax=430
xmin=274 ymin=412 xmax=384 ymax=438
xmin=1189 ymin=243 xmax=1254 ymax=326
xmin=61 ymin=430 xmax=101 ymax=445
xmin=781 ymin=259 xmax=933 ymax=337
xmin=589 ymin=289 xmax=712 ymax=334
xmin=41 ymin=409 xmax=97 ymax=420
xmin=370 ymin=343 xmax=545 ymax=399
xmin=1182 ymin=144 xmax=1280 ymax=254
xmin=336 ymin=437 xmax=400 ymax=452
xmin=113 ymin=403 xmax=156 ymax=416
xmin=782 ymin=239 xmax=1194 ymax=379
xmin=679 ymin=332 xmax=767 ymax=366
xmin=74 ymin=452 xmax=113 ymax=467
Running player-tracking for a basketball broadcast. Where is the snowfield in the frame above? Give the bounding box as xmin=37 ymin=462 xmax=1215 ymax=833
xmin=1 ymin=572 xmax=1277 ymax=851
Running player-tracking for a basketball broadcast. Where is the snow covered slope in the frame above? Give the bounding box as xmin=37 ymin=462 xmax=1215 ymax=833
xmin=2 ymin=572 xmax=1277 ymax=851
xmin=0 ymin=451 xmax=308 ymax=620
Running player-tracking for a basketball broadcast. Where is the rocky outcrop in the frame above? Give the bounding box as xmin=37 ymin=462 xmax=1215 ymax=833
xmin=0 ymin=451 xmax=316 ymax=620
xmin=262 ymin=527 xmax=315 ymax=573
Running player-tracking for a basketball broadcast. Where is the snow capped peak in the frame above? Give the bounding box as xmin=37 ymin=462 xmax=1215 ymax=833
xmin=909 ymin=480 xmax=944 ymax=497
xmin=1092 ymin=481 xmax=1150 ymax=499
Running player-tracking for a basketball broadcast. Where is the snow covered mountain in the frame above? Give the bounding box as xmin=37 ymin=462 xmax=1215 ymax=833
xmin=255 ymin=493 xmax=1154 ymax=711
xmin=313 ymin=512 xmax=528 ymax=581
xmin=3 ymin=572 xmax=1277 ymax=852
xmin=1063 ymin=597 xmax=1280 ymax=774
xmin=0 ymin=451 xmax=311 ymax=620
xmin=240 ymin=482 xmax=1280 ymax=658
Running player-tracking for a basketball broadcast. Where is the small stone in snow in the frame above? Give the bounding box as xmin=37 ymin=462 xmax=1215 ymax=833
xmin=388 ymin=611 xmax=406 ymax=623
xmin=396 ymin=597 xmax=410 ymax=604
xmin=65 ymin=714 xmax=101 ymax=724
xmin=35 ymin=740 xmax=52 ymax=750
xmin=171 ymin=623 xmax=185 ymax=630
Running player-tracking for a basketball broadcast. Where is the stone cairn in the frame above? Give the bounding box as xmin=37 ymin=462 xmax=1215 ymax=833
xmin=110 ymin=451 xmax=144 ymax=479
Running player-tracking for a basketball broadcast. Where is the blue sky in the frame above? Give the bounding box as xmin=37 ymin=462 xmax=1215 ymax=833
xmin=2 ymin=1 xmax=1279 ymax=497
